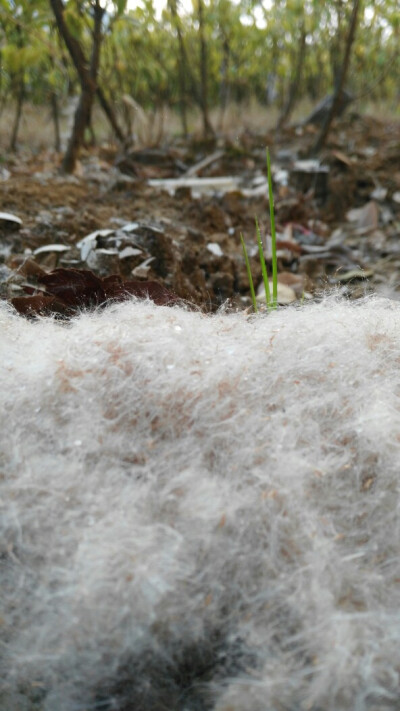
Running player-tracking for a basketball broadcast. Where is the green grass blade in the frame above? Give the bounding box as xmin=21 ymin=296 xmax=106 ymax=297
xmin=266 ymin=148 xmax=278 ymax=309
xmin=240 ymin=232 xmax=258 ymax=313
xmin=255 ymin=217 xmax=271 ymax=308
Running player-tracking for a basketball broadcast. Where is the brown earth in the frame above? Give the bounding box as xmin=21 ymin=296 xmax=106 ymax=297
xmin=1 ymin=112 xmax=400 ymax=314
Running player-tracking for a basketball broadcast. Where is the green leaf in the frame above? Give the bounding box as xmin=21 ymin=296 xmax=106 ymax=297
xmin=115 ymin=0 xmax=127 ymax=16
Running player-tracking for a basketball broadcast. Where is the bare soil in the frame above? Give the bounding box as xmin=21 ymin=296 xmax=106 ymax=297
xmin=1 ymin=112 xmax=400 ymax=313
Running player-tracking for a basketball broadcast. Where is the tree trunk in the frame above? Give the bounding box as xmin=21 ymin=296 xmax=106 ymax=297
xmin=168 ymin=0 xmax=214 ymax=136
xmin=96 ymin=86 xmax=125 ymax=143
xmin=110 ymin=42 xmax=133 ymax=138
xmin=49 ymin=0 xmax=124 ymax=170
xmin=197 ymin=0 xmax=214 ymax=138
xmin=310 ymin=0 xmax=361 ymax=155
xmin=9 ymin=22 xmax=24 ymax=152
xmin=50 ymin=0 xmax=103 ymax=171
xmin=62 ymin=89 xmax=93 ymax=172
xmin=331 ymin=0 xmax=345 ymax=90
xmin=276 ymin=23 xmax=306 ymax=130
xmin=62 ymin=1 xmax=104 ymax=171
xmin=10 ymin=78 xmax=24 ymax=152
xmin=50 ymin=89 xmax=61 ymax=152
xmin=218 ymin=36 xmax=230 ymax=131
xmin=168 ymin=0 xmax=189 ymax=136
xmin=49 ymin=0 xmax=96 ymax=90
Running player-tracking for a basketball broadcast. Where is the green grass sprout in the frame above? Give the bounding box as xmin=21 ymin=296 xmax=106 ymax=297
xmin=256 ymin=217 xmax=271 ymax=307
xmin=240 ymin=147 xmax=278 ymax=313
xmin=240 ymin=232 xmax=258 ymax=313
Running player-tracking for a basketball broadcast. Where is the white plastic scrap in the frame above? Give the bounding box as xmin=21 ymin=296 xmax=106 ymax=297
xmin=33 ymin=244 xmax=71 ymax=255
xmin=76 ymin=228 xmax=114 ymax=261
xmin=0 ymin=211 xmax=22 ymax=226
xmin=119 ymin=246 xmax=143 ymax=259
xmin=207 ymin=242 xmax=224 ymax=257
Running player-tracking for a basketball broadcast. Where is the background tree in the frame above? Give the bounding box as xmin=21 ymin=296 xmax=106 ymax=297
xmin=50 ymin=0 xmax=104 ymax=171
xmin=196 ymin=0 xmax=214 ymax=137
xmin=49 ymin=0 xmax=126 ymax=172
xmin=0 ymin=0 xmax=50 ymax=150
xmin=167 ymin=0 xmax=190 ymax=136
xmin=311 ymin=0 xmax=362 ymax=154
xmin=276 ymin=14 xmax=306 ymax=129
xmin=0 ymin=0 xmax=399 ymax=154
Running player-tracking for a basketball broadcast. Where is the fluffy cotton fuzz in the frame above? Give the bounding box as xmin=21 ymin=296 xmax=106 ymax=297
xmin=1 ymin=296 xmax=399 ymax=711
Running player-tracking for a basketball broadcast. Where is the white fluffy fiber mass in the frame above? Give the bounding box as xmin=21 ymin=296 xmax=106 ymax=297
xmin=1 ymin=295 xmax=400 ymax=711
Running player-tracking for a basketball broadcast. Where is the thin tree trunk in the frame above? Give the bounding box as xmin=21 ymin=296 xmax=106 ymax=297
xmin=63 ymin=89 xmax=93 ymax=172
xmin=49 ymin=0 xmax=124 ymax=169
xmin=218 ymin=36 xmax=230 ymax=131
xmin=96 ymin=86 xmax=125 ymax=143
xmin=48 ymin=37 xmax=61 ymax=152
xmin=310 ymin=0 xmax=361 ymax=155
xmin=197 ymin=0 xmax=214 ymax=137
xmin=169 ymin=0 xmax=213 ymax=135
xmin=50 ymin=0 xmax=102 ymax=171
xmin=331 ymin=0 xmax=344 ymax=90
xmin=176 ymin=52 xmax=188 ymax=137
xmin=50 ymin=89 xmax=61 ymax=152
xmin=9 ymin=22 xmax=24 ymax=152
xmin=0 ymin=88 xmax=10 ymax=118
xmin=110 ymin=42 xmax=132 ymax=137
xmin=177 ymin=71 xmax=188 ymax=137
xmin=168 ymin=0 xmax=189 ymax=136
xmin=10 ymin=78 xmax=24 ymax=152
xmin=276 ymin=23 xmax=306 ymax=130
xmin=49 ymin=0 xmax=96 ymax=90
xmin=61 ymin=0 xmax=104 ymax=172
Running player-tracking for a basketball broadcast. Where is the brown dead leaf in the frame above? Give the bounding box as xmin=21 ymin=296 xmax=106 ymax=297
xmin=41 ymin=268 xmax=106 ymax=307
xmin=346 ymin=200 xmax=379 ymax=234
xmin=9 ymin=256 xmax=48 ymax=279
xmin=331 ymin=150 xmax=353 ymax=167
xmin=11 ymin=267 xmax=178 ymax=318
xmin=11 ymin=294 xmax=66 ymax=316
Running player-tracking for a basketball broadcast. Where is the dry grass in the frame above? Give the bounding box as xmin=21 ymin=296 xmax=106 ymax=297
xmin=0 ymin=97 xmax=399 ymax=155
xmin=0 ymin=102 xmax=62 ymax=154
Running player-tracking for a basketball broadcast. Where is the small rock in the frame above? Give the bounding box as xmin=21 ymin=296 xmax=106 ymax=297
xmin=256 ymin=280 xmax=296 ymax=305
xmin=207 ymin=243 xmax=224 ymax=257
